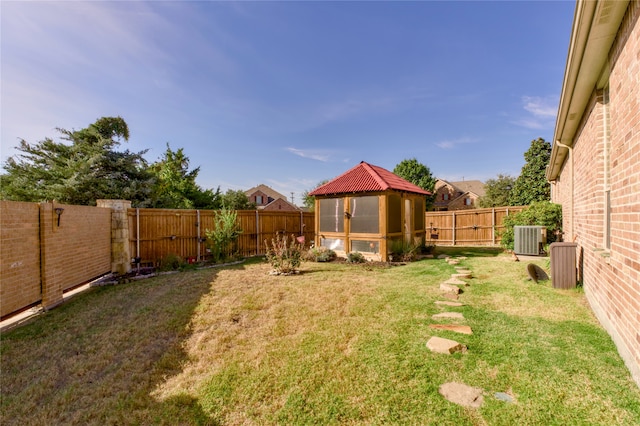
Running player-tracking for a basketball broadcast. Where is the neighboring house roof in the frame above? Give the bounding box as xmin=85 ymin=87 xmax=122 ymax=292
xmin=435 ymin=179 xmax=485 ymax=197
xmin=245 ymin=184 xmax=300 ymax=210
xmin=547 ymin=0 xmax=630 ymax=181
xmin=309 ymin=161 xmax=431 ymax=196
xmin=449 ymin=180 xmax=485 ymax=197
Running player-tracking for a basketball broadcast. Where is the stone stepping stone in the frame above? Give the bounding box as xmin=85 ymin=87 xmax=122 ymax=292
xmin=495 ymin=392 xmax=516 ymax=403
xmin=447 ymin=259 xmax=460 ymax=265
xmin=429 ymin=324 xmax=473 ymax=335
xmin=432 ymin=312 xmax=464 ymax=320
xmin=444 ymin=277 xmax=468 ymax=286
xmin=440 ymin=283 xmax=461 ymax=293
xmin=442 ymin=293 xmax=459 ymax=300
xmin=455 ymin=269 xmax=472 ymax=274
xmin=426 ymin=336 xmax=467 ymax=354
xmin=452 ymin=273 xmax=472 ymax=279
xmin=435 ymin=300 xmax=464 ymax=307
xmin=437 ymin=254 xmax=450 ymax=259
xmin=439 ymin=382 xmax=484 ymax=408
xmin=456 ymin=256 xmax=468 ymax=260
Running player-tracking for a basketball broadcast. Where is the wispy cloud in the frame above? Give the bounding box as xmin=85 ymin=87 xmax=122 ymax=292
xmin=510 ymin=95 xmax=558 ymax=130
xmin=522 ymin=96 xmax=557 ymax=118
xmin=435 ymin=137 xmax=477 ymax=150
xmin=285 ymin=147 xmax=330 ymax=162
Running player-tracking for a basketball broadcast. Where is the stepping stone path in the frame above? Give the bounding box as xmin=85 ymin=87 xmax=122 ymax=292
xmin=426 ymin=336 xmax=467 ymax=354
xmin=452 ymin=272 xmax=472 ymax=279
xmin=429 ymin=324 xmax=473 ymax=335
xmin=442 ymin=293 xmax=459 ymax=300
xmin=444 ymin=277 xmax=468 ymax=286
xmin=439 ymin=382 xmax=484 ymax=408
xmin=454 ymin=269 xmax=472 ymax=274
xmin=447 ymin=259 xmax=460 ymax=265
xmin=432 ymin=312 xmax=464 ymax=320
xmin=440 ymin=283 xmax=461 ymax=293
xmin=434 ymin=300 xmax=464 ymax=307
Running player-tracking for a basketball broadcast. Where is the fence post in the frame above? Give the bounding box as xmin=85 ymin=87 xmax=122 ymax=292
xmin=256 ymin=210 xmax=260 ymax=255
xmin=492 ymin=208 xmax=496 ymax=246
xmin=452 ymin=212 xmax=456 ymax=246
xmin=97 ymin=199 xmax=132 ymax=275
xmin=40 ymin=201 xmax=64 ymax=310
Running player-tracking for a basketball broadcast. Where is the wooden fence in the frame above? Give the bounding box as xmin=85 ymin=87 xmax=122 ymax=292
xmin=425 ymin=206 xmax=526 ymax=246
xmin=128 ymin=209 xmax=315 ymax=265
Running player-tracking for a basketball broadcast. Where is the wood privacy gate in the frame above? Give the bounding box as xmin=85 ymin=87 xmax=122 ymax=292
xmin=425 ymin=206 xmax=525 ymax=246
xmin=128 ymin=209 xmax=315 ymax=265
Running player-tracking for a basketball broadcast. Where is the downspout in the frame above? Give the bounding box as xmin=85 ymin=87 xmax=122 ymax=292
xmin=555 ymin=141 xmax=574 ymax=241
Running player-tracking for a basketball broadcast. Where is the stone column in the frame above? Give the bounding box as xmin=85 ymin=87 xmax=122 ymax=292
xmin=97 ymin=199 xmax=131 ymax=275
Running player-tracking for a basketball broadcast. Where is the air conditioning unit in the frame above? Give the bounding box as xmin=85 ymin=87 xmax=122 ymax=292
xmin=513 ymin=226 xmax=547 ymax=255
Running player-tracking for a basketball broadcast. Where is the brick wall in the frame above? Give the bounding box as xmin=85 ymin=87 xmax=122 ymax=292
xmin=1 ymin=201 xmax=42 ymax=317
xmin=553 ymin=0 xmax=640 ymax=386
xmin=1 ymin=201 xmax=112 ymax=317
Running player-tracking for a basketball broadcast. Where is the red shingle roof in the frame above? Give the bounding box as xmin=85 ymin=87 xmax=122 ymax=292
xmin=309 ymin=161 xmax=431 ymax=196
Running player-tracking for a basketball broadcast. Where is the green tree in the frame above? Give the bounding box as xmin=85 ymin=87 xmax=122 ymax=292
xmin=0 ymin=116 xmax=153 ymax=205
xmin=508 ymin=138 xmax=551 ymax=206
xmin=148 ymin=144 xmax=220 ymax=209
xmin=220 ymin=189 xmax=256 ymax=210
xmin=478 ymin=174 xmax=516 ymax=208
xmin=393 ymin=158 xmax=436 ymax=209
xmin=302 ymin=180 xmax=329 ymax=211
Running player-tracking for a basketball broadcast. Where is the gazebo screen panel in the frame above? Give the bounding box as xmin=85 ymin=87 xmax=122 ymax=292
xmin=319 ymin=198 xmax=344 ymax=233
xmin=350 ymin=196 xmax=379 ymax=234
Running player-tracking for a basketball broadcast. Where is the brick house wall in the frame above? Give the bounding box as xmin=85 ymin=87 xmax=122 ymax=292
xmin=550 ymin=0 xmax=639 ymax=386
xmin=250 ymin=190 xmax=272 ymax=207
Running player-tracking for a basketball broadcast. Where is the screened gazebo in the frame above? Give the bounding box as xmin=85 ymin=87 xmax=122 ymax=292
xmin=309 ymin=161 xmax=431 ymax=261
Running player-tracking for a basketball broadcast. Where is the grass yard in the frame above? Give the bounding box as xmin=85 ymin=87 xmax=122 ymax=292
xmin=1 ymin=248 xmax=639 ymax=425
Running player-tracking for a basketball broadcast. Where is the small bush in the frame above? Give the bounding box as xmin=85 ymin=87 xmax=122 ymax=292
xmin=205 ymin=209 xmax=243 ymax=263
xmin=501 ymin=201 xmax=563 ymax=250
xmin=304 ymin=246 xmax=337 ymax=262
xmin=389 ymin=240 xmax=419 ymax=262
xmin=265 ymin=234 xmax=303 ymax=274
xmin=346 ymin=251 xmax=366 ymax=263
xmin=158 ymin=253 xmax=186 ymax=271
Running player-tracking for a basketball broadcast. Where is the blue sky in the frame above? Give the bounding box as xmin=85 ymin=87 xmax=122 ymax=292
xmin=1 ymin=1 xmax=575 ymax=205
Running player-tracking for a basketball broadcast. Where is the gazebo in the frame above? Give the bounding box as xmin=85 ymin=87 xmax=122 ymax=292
xmin=309 ymin=161 xmax=431 ymax=261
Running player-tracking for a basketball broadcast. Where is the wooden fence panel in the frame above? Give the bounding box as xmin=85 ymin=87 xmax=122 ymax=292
xmin=425 ymin=207 xmax=525 ymax=246
xmin=128 ymin=209 xmax=314 ymax=265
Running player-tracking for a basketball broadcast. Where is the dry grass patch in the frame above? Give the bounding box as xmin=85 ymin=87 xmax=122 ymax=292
xmin=2 ymin=251 xmax=640 ymax=425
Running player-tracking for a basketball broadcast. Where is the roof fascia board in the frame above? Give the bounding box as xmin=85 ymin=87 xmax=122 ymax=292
xmin=548 ymin=0 xmax=630 ymax=181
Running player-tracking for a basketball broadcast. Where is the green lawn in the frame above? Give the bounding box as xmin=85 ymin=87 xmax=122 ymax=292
xmin=1 ymin=248 xmax=639 ymax=425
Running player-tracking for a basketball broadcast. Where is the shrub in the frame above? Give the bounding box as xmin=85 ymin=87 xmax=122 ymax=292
xmin=158 ymin=253 xmax=187 ymax=271
xmin=500 ymin=201 xmax=563 ymax=250
xmin=304 ymin=246 xmax=337 ymax=262
xmin=205 ymin=209 xmax=243 ymax=263
xmin=346 ymin=251 xmax=366 ymax=263
xmin=389 ymin=240 xmax=419 ymax=262
xmin=265 ymin=234 xmax=303 ymax=274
